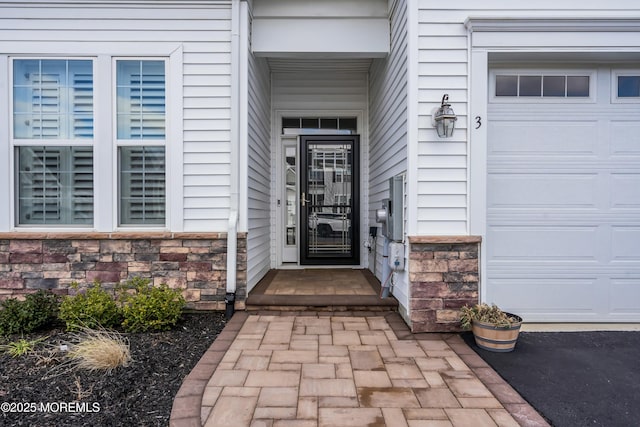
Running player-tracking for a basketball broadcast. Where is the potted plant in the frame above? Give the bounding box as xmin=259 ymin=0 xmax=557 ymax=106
xmin=459 ymin=303 xmax=523 ymax=352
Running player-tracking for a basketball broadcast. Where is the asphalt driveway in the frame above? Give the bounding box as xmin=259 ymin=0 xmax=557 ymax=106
xmin=462 ymin=331 xmax=640 ymax=427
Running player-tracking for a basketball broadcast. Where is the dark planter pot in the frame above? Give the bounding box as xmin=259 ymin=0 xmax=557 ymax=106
xmin=472 ymin=313 xmax=523 ymax=352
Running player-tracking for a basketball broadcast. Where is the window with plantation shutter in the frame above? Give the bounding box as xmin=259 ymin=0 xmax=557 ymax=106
xmin=116 ymin=60 xmax=166 ymax=226
xmin=17 ymin=146 xmax=93 ymax=225
xmin=10 ymin=57 xmax=170 ymax=230
xmin=119 ymin=146 xmax=165 ymax=225
xmin=12 ymin=59 xmax=94 ymax=226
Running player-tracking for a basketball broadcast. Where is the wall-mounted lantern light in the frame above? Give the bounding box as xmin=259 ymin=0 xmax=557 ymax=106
xmin=432 ymin=94 xmax=457 ymax=138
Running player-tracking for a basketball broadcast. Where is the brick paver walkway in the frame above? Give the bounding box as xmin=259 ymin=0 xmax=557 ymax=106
xmin=171 ymin=312 xmax=549 ymax=427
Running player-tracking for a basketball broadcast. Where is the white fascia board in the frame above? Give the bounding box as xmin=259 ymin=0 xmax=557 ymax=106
xmin=253 ymin=0 xmax=388 ymax=18
xmin=252 ymin=18 xmax=390 ymax=57
xmin=465 ymin=17 xmax=640 ymax=33
xmin=465 ymin=17 xmax=640 ymax=50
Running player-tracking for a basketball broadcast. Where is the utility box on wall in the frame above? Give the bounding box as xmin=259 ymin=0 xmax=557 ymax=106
xmin=375 ymin=175 xmax=405 ymax=242
xmin=386 ymin=175 xmax=404 ymax=242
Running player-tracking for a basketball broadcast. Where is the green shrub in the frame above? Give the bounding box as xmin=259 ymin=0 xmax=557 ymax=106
xmin=0 ymin=291 xmax=60 ymax=336
xmin=118 ymin=277 xmax=185 ymax=333
xmin=59 ymin=282 xmax=122 ymax=331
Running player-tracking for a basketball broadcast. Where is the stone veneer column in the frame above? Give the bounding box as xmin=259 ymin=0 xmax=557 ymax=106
xmin=0 ymin=232 xmax=247 ymax=311
xmin=408 ymin=236 xmax=481 ymax=333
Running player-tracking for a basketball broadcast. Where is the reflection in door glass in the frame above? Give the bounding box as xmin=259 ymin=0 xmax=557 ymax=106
xmin=307 ymin=144 xmax=352 ymax=256
xmin=285 ymin=146 xmax=296 ymax=245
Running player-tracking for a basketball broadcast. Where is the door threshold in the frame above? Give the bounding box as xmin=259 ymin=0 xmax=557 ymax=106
xmin=277 ymin=264 xmax=364 ymax=270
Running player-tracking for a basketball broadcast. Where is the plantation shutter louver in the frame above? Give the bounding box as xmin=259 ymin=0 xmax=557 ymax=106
xmin=71 ymin=148 xmax=94 ymax=223
xmin=72 ymin=71 xmax=94 ymax=139
xmin=30 ymin=72 xmax=60 ymax=139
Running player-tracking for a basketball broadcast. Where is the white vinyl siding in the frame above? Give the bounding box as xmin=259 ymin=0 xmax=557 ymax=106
xmin=0 ymin=1 xmax=233 ymax=232
xmin=246 ymin=46 xmax=272 ymax=291
xmin=368 ymin=0 xmax=408 ymax=303
xmin=416 ymin=2 xmax=468 ymax=235
xmin=271 ymin=70 xmax=368 ymax=112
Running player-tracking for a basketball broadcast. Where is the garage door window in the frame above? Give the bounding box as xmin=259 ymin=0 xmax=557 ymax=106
xmin=494 ymin=73 xmax=591 ymax=99
xmin=618 ymin=76 xmax=640 ymax=97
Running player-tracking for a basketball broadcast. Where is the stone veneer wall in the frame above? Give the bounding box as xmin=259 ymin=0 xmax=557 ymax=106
xmin=408 ymin=236 xmax=481 ymax=332
xmin=0 ymin=233 xmax=247 ymax=311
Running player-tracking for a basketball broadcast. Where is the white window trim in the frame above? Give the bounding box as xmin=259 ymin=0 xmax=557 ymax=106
xmin=612 ymin=69 xmax=640 ymax=104
xmin=3 ymin=44 xmax=183 ymax=233
xmin=0 ymin=55 xmax=10 ymax=230
xmin=489 ymin=68 xmax=597 ymax=104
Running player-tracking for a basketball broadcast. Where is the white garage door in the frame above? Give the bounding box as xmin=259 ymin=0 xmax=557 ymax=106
xmin=487 ymin=67 xmax=640 ymax=322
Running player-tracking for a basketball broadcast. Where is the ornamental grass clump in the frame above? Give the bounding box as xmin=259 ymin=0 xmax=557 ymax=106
xmin=67 ymin=327 xmax=131 ymax=373
xmin=459 ymin=303 xmax=520 ymax=330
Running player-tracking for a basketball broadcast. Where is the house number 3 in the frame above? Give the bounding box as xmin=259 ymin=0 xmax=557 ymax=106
xmin=475 ymin=116 xmax=482 ymax=129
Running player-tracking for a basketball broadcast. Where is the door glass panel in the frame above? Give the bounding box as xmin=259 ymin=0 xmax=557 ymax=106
xmin=285 ymin=146 xmax=296 ymax=246
xmin=305 ymin=142 xmax=354 ymax=260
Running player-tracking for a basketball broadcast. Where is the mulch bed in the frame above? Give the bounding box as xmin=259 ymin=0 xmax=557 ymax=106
xmin=0 ymin=311 xmax=226 ymax=426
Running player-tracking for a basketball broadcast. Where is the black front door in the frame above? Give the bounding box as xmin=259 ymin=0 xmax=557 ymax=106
xmin=300 ymin=135 xmax=359 ymax=265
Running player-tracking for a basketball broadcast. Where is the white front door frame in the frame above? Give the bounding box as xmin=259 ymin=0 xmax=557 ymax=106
xmin=273 ymin=109 xmax=368 ymax=268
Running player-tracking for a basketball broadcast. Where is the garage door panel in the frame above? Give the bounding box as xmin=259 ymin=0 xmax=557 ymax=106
xmin=610 ymin=122 xmax=640 ymax=155
xmin=611 ymin=227 xmax=640 ymax=261
xmin=486 ymin=278 xmax=598 ymax=318
xmin=488 ymin=173 xmax=598 ymax=208
xmin=488 ymin=226 xmax=598 ymax=260
xmin=610 ymin=173 xmax=640 ymax=208
xmin=610 ymin=279 xmax=640 ymax=314
xmin=488 ymin=121 xmax=598 ymax=155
